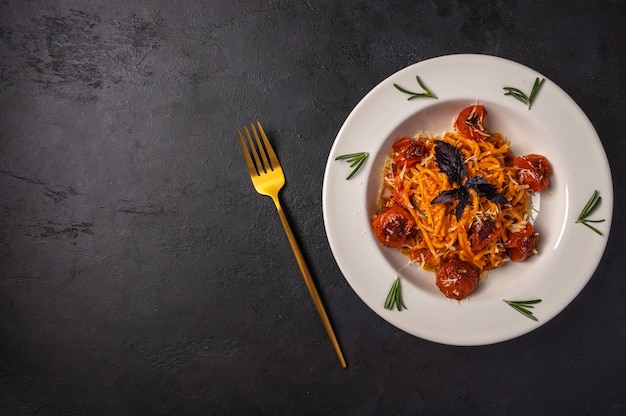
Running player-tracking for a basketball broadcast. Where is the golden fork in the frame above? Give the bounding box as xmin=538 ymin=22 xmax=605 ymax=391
xmin=237 ymin=121 xmax=347 ymax=368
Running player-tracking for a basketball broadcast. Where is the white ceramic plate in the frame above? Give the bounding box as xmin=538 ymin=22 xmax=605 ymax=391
xmin=322 ymin=54 xmax=613 ymax=346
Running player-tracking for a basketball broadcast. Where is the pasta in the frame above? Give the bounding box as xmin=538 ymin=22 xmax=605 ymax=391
xmin=371 ymin=105 xmax=552 ymax=299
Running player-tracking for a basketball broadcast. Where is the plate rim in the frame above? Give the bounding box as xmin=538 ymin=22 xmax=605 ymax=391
xmin=322 ymin=53 xmax=613 ymax=346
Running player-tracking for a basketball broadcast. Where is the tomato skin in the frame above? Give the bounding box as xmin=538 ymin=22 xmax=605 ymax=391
xmin=391 ymin=178 xmax=411 ymax=210
xmin=454 ymin=105 xmax=489 ymax=141
xmin=410 ymin=248 xmax=438 ymax=267
xmin=513 ymin=154 xmax=552 ymax=192
xmin=392 ymin=137 xmax=428 ymax=168
xmin=469 ymin=218 xmax=500 ymax=251
xmin=504 ymin=223 xmax=537 ymax=262
xmin=436 ymin=259 xmax=479 ymax=300
xmin=372 ymin=204 xmax=415 ymax=248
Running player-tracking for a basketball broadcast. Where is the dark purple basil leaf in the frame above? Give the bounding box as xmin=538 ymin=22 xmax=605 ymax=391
xmin=485 ymin=191 xmax=509 ymax=205
xmin=466 ymin=175 xmax=509 ymax=205
xmin=464 ymin=175 xmax=488 ymax=188
xmin=430 ymin=189 xmax=459 ymax=205
xmin=434 ymin=141 xmax=466 ymax=184
xmin=455 ymin=186 xmax=471 ymax=221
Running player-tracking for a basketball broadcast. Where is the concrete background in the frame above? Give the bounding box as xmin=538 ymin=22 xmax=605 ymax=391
xmin=1 ymin=1 xmax=625 ymax=415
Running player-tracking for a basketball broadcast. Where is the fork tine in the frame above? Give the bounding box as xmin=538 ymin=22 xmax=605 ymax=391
xmin=243 ymin=125 xmax=263 ymax=176
xmin=237 ymin=127 xmax=258 ymax=177
xmin=255 ymin=121 xmax=280 ymax=170
xmin=249 ymin=123 xmax=271 ymax=172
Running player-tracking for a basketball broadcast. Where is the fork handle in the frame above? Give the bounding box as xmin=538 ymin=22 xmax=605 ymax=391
xmin=273 ymin=198 xmax=347 ymax=368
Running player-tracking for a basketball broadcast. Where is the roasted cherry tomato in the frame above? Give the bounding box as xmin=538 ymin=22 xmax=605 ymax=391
xmin=392 ymin=137 xmax=428 ymax=168
xmin=410 ymin=248 xmax=437 ymax=267
xmin=469 ymin=218 xmax=500 ymax=251
xmin=371 ymin=204 xmax=415 ymax=248
xmin=436 ymin=258 xmax=479 ymax=300
xmin=391 ymin=178 xmax=412 ymax=210
xmin=454 ymin=105 xmax=489 ymax=141
xmin=513 ymin=154 xmax=552 ymax=192
xmin=504 ymin=223 xmax=537 ymax=262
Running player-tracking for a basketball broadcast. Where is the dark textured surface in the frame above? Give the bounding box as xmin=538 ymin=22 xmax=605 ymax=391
xmin=1 ymin=1 xmax=625 ymax=415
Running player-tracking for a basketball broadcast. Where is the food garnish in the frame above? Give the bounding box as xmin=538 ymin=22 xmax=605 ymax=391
xmin=335 ymin=152 xmax=369 ymax=180
xmin=431 ymin=141 xmax=509 ymax=220
xmin=384 ymin=276 xmax=407 ymax=311
xmin=393 ymin=75 xmax=437 ymax=100
xmin=503 ymin=77 xmax=545 ymax=109
xmin=575 ymin=190 xmax=605 ymax=235
xmin=503 ymin=299 xmax=542 ymax=321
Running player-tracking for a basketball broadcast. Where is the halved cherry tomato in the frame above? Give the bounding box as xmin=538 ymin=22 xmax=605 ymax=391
xmin=371 ymin=204 xmax=415 ymax=247
xmin=436 ymin=258 xmax=479 ymax=300
xmin=504 ymin=223 xmax=537 ymax=262
xmin=454 ymin=105 xmax=489 ymax=141
xmin=513 ymin=154 xmax=552 ymax=192
xmin=469 ymin=218 xmax=500 ymax=251
xmin=392 ymin=137 xmax=428 ymax=168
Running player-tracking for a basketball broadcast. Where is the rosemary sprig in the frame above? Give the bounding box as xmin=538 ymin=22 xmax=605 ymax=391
xmin=503 ymin=299 xmax=542 ymax=321
xmin=394 ymin=75 xmax=437 ymax=100
xmin=384 ymin=276 xmax=406 ymax=311
xmin=503 ymin=77 xmax=545 ymax=109
xmin=575 ymin=190 xmax=605 ymax=235
xmin=335 ymin=152 xmax=369 ymax=180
